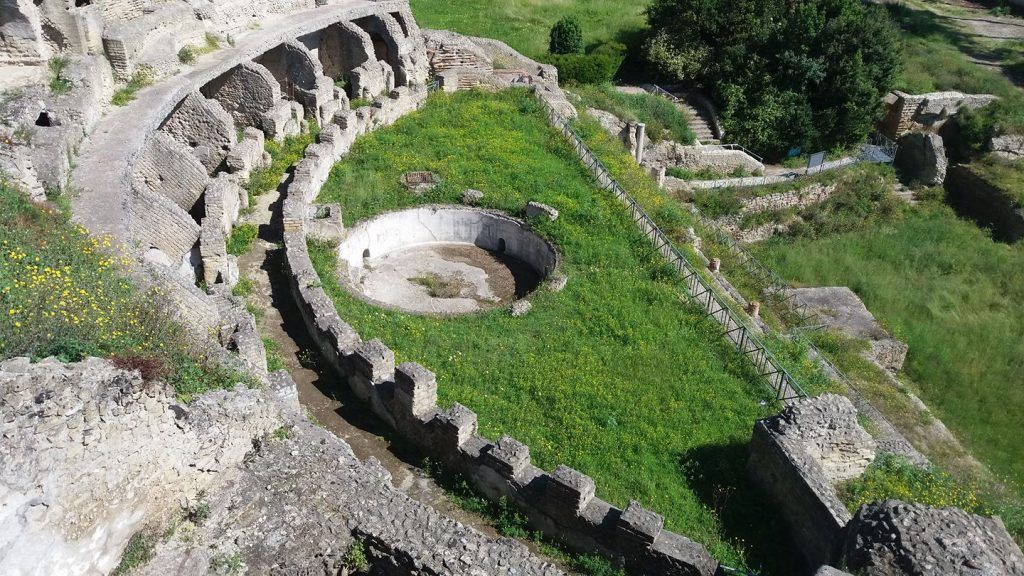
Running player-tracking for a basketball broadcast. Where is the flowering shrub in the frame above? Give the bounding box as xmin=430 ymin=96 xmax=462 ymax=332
xmin=0 ymin=181 xmax=249 ymax=401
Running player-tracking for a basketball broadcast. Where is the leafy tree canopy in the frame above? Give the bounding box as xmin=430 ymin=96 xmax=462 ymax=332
xmin=645 ymin=0 xmax=901 ymax=159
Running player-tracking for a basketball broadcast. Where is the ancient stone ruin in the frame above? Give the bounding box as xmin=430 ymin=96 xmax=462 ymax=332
xmin=2 ymin=1 xmax=1023 ymax=575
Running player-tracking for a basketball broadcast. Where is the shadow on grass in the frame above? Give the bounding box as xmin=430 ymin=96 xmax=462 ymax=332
xmin=680 ymin=442 xmax=807 ymax=576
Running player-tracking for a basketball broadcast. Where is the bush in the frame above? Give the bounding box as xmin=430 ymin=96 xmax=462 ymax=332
xmin=840 ymin=453 xmax=984 ymax=513
xmin=111 ymin=67 xmax=154 ymax=106
xmin=0 ymin=181 xmax=255 ymax=403
xmin=177 ymin=33 xmax=220 ymax=64
xmin=48 ymin=57 xmax=72 ymax=95
xmin=547 ymin=52 xmax=621 ymax=85
xmin=111 ymin=531 xmax=156 ymax=575
xmin=549 ymin=16 xmax=584 ymax=55
xmin=693 ymin=188 xmax=743 ymax=217
xmin=226 ymin=224 xmax=258 ymax=255
xmin=341 ymin=540 xmax=370 ymax=572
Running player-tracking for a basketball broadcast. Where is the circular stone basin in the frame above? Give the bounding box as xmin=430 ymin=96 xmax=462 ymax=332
xmin=336 ymin=206 xmax=558 ymax=315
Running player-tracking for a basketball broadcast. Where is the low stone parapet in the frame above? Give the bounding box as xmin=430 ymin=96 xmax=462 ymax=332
xmin=279 ymin=81 xmax=719 ymax=576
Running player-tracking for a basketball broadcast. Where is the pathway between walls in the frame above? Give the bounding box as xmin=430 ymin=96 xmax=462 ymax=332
xmin=234 ymin=180 xmax=573 ymax=570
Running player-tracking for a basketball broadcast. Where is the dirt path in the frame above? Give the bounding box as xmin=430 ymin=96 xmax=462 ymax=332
xmin=235 ymin=187 xmax=504 ymax=536
xmin=234 ymin=184 xmax=580 ymax=571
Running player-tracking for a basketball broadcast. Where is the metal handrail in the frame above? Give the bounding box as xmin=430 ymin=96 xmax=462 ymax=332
xmin=536 ymin=94 xmax=807 ymax=402
xmin=713 ymin=143 xmax=764 ymax=164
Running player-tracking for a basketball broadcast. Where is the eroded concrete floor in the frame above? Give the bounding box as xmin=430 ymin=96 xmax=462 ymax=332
xmin=351 ymin=243 xmax=521 ymax=315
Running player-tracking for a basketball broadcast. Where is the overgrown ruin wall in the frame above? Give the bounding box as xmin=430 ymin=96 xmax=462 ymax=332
xmin=747 ymin=395 xmax=876 ymax=569
xmin=882 ymin=90 xmax=997 ymax=139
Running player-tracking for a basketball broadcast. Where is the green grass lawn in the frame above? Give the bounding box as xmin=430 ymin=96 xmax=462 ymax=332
xmin=312 ymin=89 xmax=803 ymax=572
xmin=755 ymin=202 xmax=1024 ymax=495
xmin=409 ymin=0 xmax=649 ymax=60
xmin=570 ymin=83 xmax=696 ymax=144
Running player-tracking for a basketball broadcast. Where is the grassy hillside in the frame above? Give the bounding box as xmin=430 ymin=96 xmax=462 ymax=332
xmin=313 ymin=89 xmax=806 ymax=572
xmin=756 ymin=201 xmax=1024 ymax=495
xmin=409 ymin=0 xmax=648 ymax=59
xmin=0 ymin=181 xmax=250 ymax=402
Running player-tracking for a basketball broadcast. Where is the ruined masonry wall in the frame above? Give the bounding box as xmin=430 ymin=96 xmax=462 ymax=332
xmin=202 ymin=62 xmax=283 ymax=130
xmin=882 ymin=90 xmax=998 ymax=138
xmin=747 ymin=394 xmax=876 ymax=569
xmin=132 ymin=131 xmax=210 ymax=213
xmin=127 ymin=185 xmax=202 ymax=265
xmin=0 ymin=356 xmax=281 ymax=576
xmin=0 ymin=0 xmax=49 ymax=64
xmin=159 ymin=92 xmax=237 ymax=174
xmin=280 ymin=85 xmax=717 ymax=576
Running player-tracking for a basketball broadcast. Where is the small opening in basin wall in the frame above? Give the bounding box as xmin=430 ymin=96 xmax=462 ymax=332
xmin=498 ymin=238 xmax=506 ymax=253
xmin=35 ymin=112 xmax=52 ymax=127
xmin=362 ymin=248 xmax=371 ymax=258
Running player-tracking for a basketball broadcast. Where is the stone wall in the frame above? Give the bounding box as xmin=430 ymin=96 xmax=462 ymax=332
xmin=132 ymin=131 xmax=210 ymax=212
xmin=135 ymin=370 xmax=567 ymax=576
xmin=894 ymin=132 xmax=947 ymax=185
xmin=279 ymin=80 xmax=719 ymax=575
xmin=0 ymin=0 xmax=49 ymax=64
xmin=101 ymin=2 xmax=198 ymax=80
xmin=201 ymin=62 xmax=283 ymax=130
xmin=127 ymin=185 xmax=202 ymax=265
xmin=747 ymin=394 xmax=876 ymax=569
xmin=841 ymin=500 xmax=1024 ymax=575
xmin=713 ymin=183 xmax=839 ymax=243
xmin=0 ymin=356 xmax=281 ymax=576
xmin=159 ymin=92 xmax=237 ymax=173
xmin=423 ymin=29 xmax=494 ymax=75
xmin=882 ymin=90 xmax=998 ymax=139
xmin=946 ymin=164 xmax=1024 ymax=243
xmin=645 ymin=140 xmax=765 ymax=174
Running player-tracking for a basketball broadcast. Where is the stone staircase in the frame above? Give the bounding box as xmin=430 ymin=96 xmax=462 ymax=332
xmin=678 ymin=97 xmax=718 ymax=143
xmin=640 ymin=84 xmax=721 ymax=144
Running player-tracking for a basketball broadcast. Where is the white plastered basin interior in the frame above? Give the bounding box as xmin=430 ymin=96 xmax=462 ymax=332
xmin=336 ymin=205 xmax=558 ymax=315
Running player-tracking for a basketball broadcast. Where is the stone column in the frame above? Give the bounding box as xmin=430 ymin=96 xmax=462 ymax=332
xmin=634 ymin=122 xmax=646 ymax=164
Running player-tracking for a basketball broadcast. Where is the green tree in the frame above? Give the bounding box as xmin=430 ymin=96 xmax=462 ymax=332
xmin=644 ymin=0 xmax=901 ymax=159
xmin=549 ymin=16 xmax=584 ymax=55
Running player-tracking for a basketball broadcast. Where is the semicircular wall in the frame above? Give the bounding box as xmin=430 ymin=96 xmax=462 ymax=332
xmin=337 ymin=205 xmax=558 ymax=276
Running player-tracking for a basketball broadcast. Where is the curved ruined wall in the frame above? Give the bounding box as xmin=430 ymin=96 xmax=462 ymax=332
xmin=337 ymin=206 xmax=559 ymax=277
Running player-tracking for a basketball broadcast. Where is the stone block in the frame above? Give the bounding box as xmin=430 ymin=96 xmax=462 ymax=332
xmin=842 ymin=500 xmax=1024 ymax=575
xmin=350 ymin=338 xmax=394 ymax=384
xmin=617 ymin=500 xmax=664 ymax=547
xmin=895 ymin=132 xmax=947 ymax=185
xmin=400 ymin=171 xmax=440 ymax=196
xmin=509 ymin=300 xmax=532 ymax=317
xmin=432 ymin=403 xmax=477 ymax=452
xmin=480 ymin=435 xmax=530 ymax=479
xmin=544 ymin=465 xmax=595 ymax=518
xmin=461 ymin=188 xmax=484 ymax=205
xmin=646 ymin=531 xmax=719 ymax=576
xmin=525 ymin=201 xmax=558 ymax=221
xmin=991 ymin=134 xmax=1024 ymax=160
xmin=394 ymin=362 xmax=437 ymax=418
